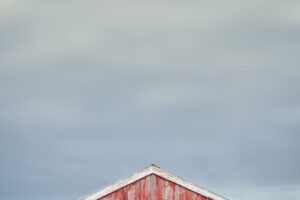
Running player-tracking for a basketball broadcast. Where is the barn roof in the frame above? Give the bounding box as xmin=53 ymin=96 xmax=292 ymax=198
xmin=81 ymin=165 xmax=228 ymax=200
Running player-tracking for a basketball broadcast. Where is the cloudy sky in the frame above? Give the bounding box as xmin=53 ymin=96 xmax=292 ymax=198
xmin=1 ymin=1 xmax=300 ymax=200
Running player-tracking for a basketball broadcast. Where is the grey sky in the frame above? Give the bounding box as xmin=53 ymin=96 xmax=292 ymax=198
xmin=0 ymin=1 xmax=300 ymax=200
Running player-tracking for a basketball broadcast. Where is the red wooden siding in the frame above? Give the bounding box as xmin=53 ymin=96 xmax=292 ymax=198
xmin=99 ymin=174 xmax=210 ymax=200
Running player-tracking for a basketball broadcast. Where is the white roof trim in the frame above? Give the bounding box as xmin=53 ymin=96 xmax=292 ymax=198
xmin=81 ymin=165 xmax=229 ymax=200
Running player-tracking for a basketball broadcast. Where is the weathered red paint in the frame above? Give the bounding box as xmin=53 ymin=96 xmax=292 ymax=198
xmin=98 ymin=174 xmax=210 ymax=200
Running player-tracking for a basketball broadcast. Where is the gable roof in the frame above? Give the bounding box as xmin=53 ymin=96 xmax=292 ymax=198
xmin=81 ymin=165 xmax=229 ymax=200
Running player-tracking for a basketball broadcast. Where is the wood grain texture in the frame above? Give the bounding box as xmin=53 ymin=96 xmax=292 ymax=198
xmin=97 ymin=174 xmax=211 ymax=200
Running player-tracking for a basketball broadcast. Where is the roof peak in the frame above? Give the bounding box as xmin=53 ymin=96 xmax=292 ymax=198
xmin=81 ymin=165 xmax=228 ymax=200
xmin=149 ymin=164 xmax=159 ymax=167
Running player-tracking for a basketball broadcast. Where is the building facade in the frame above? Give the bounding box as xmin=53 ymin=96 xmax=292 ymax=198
xmin=81 ymin=165 xmax=228 ymax=200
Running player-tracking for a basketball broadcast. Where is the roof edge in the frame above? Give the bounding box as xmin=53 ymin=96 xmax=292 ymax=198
xmin=80 ymin=165 xmax=229 ymax=200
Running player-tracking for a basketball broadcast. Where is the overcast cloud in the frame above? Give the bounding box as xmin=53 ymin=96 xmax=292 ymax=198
xmin=0 ymin=1 xmax=300 ymax=200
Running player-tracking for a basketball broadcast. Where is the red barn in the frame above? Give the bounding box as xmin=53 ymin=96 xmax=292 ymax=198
xmin=81 ymin=165 xmax=228 ymax=200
